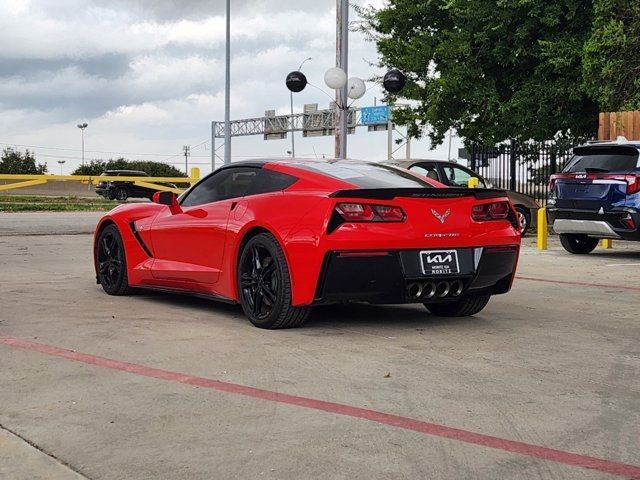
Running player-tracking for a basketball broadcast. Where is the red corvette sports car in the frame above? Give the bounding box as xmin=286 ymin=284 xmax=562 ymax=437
xmin=94 ymin=159 xmax=521 ymax=329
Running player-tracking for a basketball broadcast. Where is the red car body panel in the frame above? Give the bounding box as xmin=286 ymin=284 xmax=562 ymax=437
xmin=94 ymin=160 xmax=521 ymax=307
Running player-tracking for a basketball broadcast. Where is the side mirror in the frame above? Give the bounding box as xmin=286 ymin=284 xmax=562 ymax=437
xmin=152 ymin=191 xmax=179 ymax=207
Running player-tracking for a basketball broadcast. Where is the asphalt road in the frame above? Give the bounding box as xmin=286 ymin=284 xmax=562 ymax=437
xmin=1 ymin=212 xmax=639 ymax=480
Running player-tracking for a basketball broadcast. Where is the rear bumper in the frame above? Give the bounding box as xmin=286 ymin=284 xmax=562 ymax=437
xmin=313 ymin=246 xmax=519 ymax=305
xmin=548 ymin=207 xmax=640 ymax=241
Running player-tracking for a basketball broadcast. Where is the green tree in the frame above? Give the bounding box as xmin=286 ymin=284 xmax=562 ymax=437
xmin=0 ymin=148 xmax=47 ymax=174
xmin=72 ymin=158 xmax=187 ymax=178
xmin=359 ymin=0 xmax=599 ymax=146
xmin=582 ymin=0 xmax=640 ymax=111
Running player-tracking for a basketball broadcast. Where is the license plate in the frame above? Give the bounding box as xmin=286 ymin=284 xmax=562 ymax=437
xmin=420 ymin=250 xmax=460 ymax=276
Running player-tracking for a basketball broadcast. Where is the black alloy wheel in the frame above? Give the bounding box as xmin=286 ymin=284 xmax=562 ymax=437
xmin=237 ymin=233 xmax=310 ymax=329
xmin=115 ymin=187 xmax=129 ymax=202
xmin=96 ymin=224 xmax=132 ymax=295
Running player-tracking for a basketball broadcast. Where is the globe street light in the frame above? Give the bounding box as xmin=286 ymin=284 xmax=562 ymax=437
xmin=289 ymin=57 xmax=312 ymax=158
xmin=77 ymin=123 xmax=88 ymax=167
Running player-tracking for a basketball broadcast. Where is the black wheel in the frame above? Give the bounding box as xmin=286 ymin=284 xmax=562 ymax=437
xmin=96 ymin=224 xmax=133 ymax=295
xmin=115 ymin=187 xmax=129 ymax=202
xmin=515 ymin=206 xmax=530 ymax=236
xmin=424 ymin=295 xmax=491 ymax=317
xmin=559 ymin=234 xmax=599 ymax=254
xmin=237 ymin=233 xmax=311 ymax=329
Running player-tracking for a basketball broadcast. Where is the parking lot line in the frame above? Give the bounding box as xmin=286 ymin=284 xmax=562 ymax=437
xmin=2 ymin=335 xmax=640 ymax=479
xmin=517 ymin=275 xmax=640 ymax=292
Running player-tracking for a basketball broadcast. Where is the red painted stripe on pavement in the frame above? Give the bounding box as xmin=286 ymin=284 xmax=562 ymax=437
xmin=2 ymin=335 xmax=640 ymax=479
xmin=517 ymin=275 xmax=640 ymax=292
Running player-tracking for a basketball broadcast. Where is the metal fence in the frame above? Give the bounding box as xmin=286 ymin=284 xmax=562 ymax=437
xmin=469 ymin=140 xmax=577 ymax=204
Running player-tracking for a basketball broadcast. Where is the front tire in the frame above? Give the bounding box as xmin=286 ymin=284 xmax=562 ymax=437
xmin=96 ymin=224 xmax=133 ymax=295
xmin=237 ymin=233 xmax=311 ymax=329
xmin=115 ymin=187 xmax=129 ymax=202
xmin=424 ymin=295 xmax=491 ymax=317
xmin=559 ymin=234 xmax=599 ymax=254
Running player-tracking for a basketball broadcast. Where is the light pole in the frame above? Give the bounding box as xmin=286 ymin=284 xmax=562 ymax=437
xmin=290 ymin=57 xmax=312 ymax=158
xmin=335 ymin=0 xmax=349 ymax=159
xmin=57 ymin=160 xmax=66 ymax=175
xmin=77 ymin=123 xmax=88 ymax=167
xmin=224 ymin=0 xmax=231 ymax=165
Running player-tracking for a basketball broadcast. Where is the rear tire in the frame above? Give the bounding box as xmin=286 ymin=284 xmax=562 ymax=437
xmin=96 ymin=224 xmax=133 ymax=295
xmin=424 ymin=295 xmax=491 ymax=317
xmin=515 ymin=206 xmax=530 ymax=236
xmin=559 ymin=234 xmax=599 ymax=254
xmin=237 ymin=233 xmax=311 ymax=329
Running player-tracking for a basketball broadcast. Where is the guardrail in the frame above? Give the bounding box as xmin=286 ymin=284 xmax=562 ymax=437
xmin=0 ymin=168 xmax=201 ymax=195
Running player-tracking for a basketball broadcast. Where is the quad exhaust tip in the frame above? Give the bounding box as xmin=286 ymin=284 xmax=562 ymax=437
xmin=406 ymin=280 xmax=465 ymax=300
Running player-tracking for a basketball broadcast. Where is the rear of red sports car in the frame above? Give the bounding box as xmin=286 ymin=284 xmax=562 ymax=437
xmin=94 ymin=159 xmax=520 ymax=329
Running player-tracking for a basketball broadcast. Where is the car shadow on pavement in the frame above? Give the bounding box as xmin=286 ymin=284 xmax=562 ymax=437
xmin=132 ymin=290 xmax=481 ymax=330
xmin=306 ymin=303 xmax=482 ymax=330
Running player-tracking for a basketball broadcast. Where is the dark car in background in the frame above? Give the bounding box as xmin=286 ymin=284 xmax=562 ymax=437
xmin=95 ymin=170 xmax=177 ymax=201
xmin=390 ymin=160 xmax=540 ymax=235
xmin=548 ymin=139 xmax=640 ymax=254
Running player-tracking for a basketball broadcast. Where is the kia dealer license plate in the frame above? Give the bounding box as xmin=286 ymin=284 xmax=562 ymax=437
xmin=420 ymin=250 xmax=460 ymax=275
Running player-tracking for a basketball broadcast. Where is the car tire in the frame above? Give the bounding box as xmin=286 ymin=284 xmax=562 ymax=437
xmin=115 ymin=187 xmax=129 ymax=202
xmin=96 ymin=224 xmax=133 ymax=295
xmin=559 ymin=234 xmax=600 ymax=255
xmin=237 ymin=233 xmax=311 ymax=329
xmin=515 ymin=206 xmax=530 ymax=236
xmin=424 ymin=295 xmax=491 ymax=317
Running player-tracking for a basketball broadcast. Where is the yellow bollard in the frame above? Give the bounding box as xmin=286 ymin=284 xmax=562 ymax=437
xmin=601 ymin=239 xmax=613 ymax=249
xmin=190 ymin=167 xmax=200 ymax=183
xmin=468 ymin=177 xmax=479 ymax=189
xmin=537 ymin=207 xmax=548 ymax=250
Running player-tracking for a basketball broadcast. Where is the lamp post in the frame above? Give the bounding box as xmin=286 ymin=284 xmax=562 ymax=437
xmin=57 ymin=160 xmax=66 ymax=175
xmin=289 ymin=57 xmax=312 ymax=158
xmin=77 ymin=123 xmax=88 ymax=167
xmin=224 ymin=0 xmax=231 ymax=165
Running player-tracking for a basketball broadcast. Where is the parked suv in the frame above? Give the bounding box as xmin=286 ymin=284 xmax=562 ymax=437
xmin=95 ymin=170 xmax=177 ymax=201
xmin=391 ymin=160 xmax=540 ymax=235
xmin=548 ymin=139 xmax=640 ymax=254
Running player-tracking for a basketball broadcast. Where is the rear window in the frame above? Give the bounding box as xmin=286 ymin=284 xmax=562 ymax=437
xmin=564 ymin=146 xmax=639 ymax=173
xmin=297 ymin=161 xmax=433 ymax=188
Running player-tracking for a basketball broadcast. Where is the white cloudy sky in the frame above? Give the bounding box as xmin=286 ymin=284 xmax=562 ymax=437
xmin=0 ymin=0 xmax=460 ymax=174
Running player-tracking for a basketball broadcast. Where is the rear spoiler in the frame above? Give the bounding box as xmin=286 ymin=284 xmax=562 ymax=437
xmin=329 ymin=187 xmax=509 ymax=201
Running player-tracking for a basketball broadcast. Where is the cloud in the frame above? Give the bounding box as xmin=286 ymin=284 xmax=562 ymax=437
xmin=0 ymin=0 xmax=460 ymax=174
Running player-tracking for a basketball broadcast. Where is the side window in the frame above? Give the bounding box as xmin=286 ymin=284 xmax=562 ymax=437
xmin=246 ymin=169 xmax=298 ymax=196
xmin=181 ymin=167 xmax=259 ymax=207
xmin=409 ymin=164 xmax=441 ymax=182
xmin=442 ymin=165 xmax=485 ymax=187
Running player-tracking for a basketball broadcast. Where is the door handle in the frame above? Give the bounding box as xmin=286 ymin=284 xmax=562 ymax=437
xmin=231 ymin=202 xmax=238 ymax=211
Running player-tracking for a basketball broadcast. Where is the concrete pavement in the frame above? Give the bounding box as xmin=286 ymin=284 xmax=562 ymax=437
xmin=0 ymin=212 xmax=639 ymax=479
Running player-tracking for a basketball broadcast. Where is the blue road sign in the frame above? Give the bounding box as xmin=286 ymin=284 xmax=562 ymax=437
xmin=361 ymin=106 xmax=390 ymax=125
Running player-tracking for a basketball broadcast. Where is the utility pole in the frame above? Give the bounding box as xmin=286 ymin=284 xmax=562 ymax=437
xmin=183 ymin=145 xmax=190 ymax=174
xmin=77 ymin=123 xmax=88 ymax=167
xmin=224 ymin=0 xmax=231 ymax=165
xmin=211 ymin=121 xmax=216 ymax=172
xmin=335 ymin=0 xmax=349 ymax=159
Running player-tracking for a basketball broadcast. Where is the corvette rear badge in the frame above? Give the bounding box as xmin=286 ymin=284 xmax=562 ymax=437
xmin=431 ymin=208 xmax=451 ymax=224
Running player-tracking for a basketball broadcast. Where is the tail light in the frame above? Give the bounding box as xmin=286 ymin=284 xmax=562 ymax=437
xmin=471 ymin=202 xmax=511 ymax=221
xmin=626 ymin=174 xmax=640 ymax=194
xmin=549 ymin=174 xmax=559 ymax=193
xmin=335 ymin=203 xmax=405 ymax=222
